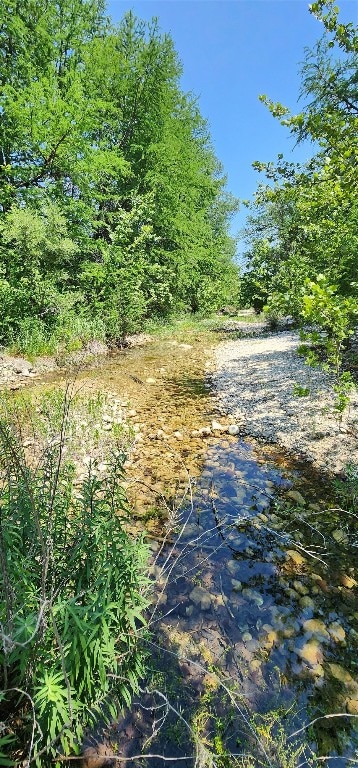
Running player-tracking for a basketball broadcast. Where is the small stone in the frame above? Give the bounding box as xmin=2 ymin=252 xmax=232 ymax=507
xmin=81 ymin=744 xmax=114 ymax=768
xmin=231 ymin=579 xmax=242 ymax=592
xmin=303 ymin=619 xmax=330 ymax=639
xmin=242 ymin=588 xmax=264 ymax=607
xmin=127 ymin=409 xmax=137 ymax=417
xmin=346 ymin=699 xmax=358 ymax=715
xmin=328 ymin=622 xmax=346 ymax=643
xmin=265 ymin=631 xmax=279 ymax=648
xmin=250 ymin=659 xmax=261 ymax=672
xmin=178 ymin=343 xmax=193 ymax=350
xmin=333 ymin=530 xmax=349 ymax=545
xmin=211 ymin=420 xmax=226 ymax=432
xmin=293 ymin=580 xmax=309 ymax=596
xmin=340 ymin=574 xmax=357 ymax=589
xmin=286 ymin=549 xmax=306 ymax=566
xmin=228 ymin=424 xmax=240 ymax=436
xmin=286 ymin=490 xmax=305 ymax=506
xmin=198 ymin=426 xmax=211 ymax=437
xmin=242 ymin=632 xmax=252 ymax=643
xmin=295 ymin=639 xmax=322 ymax=667
xmin=189 ymin=585 xmax=212 ymax=611
xmin=328 ymin=664 xmax=355 ymax=686
xmin=145 ymin=378 xmax=156 ymax=384
xmin=173 ymin=431 xmax=183 ymax=440
xmin=227 ymin=559 xmax=239 ymax=575
xmin=299 ymin=596 xmax=315 ymax=610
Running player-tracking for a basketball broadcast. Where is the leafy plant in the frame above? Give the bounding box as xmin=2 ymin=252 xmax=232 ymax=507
xmin=0 ymin=392 xmax=150 ymax=765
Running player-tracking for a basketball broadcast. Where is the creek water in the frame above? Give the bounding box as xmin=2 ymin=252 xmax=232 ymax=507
xmin=136 ymin=436 xmax=358 ymax=767
xmin=29 ymin=334 xmax=358 ymax=766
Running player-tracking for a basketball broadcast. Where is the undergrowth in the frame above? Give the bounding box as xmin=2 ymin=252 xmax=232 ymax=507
xmin=0 ymin=389 xmax=150 ymax=766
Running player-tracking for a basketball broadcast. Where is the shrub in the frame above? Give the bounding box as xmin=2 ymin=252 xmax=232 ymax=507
xmin=0 ymin=393 xmax=150 ymax=766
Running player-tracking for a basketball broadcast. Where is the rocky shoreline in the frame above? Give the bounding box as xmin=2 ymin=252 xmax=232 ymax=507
xmin=213 ymin=330 xmax=358 ymax=475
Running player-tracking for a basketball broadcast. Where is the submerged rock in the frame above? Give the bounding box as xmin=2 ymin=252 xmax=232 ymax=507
xmin=286 ymin=490 xmax=306 ymax=506
xmin=303 ymin=618 xmax=330 ymax=640
xmin=328 ymin=663 xmax=356 ymax=687
xmin=346 ymin=699 xmax=358 ymax=715
xmin=332 ymin=529 xmax=349 ymax=544
xmin=295 ymin=639 xmax=323 ymax=668
xmin=328 ymin=622 xmax=346 ymax=643
xmin=286 ymin=549 xmax=306 ymax=566
xmin=189 ymin=585 xmax=212 ymax=611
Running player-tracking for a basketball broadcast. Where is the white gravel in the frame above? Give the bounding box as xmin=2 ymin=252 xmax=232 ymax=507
xmin=213 ymin=331 xmax=358 ymax=474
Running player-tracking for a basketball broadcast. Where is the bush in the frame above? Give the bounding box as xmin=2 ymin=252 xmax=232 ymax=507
xmin=0 ymin=393 xmax=150 ymax=766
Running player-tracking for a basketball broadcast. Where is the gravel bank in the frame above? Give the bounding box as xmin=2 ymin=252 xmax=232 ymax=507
xmin=213 ymin=331 xmax=358 ymax=474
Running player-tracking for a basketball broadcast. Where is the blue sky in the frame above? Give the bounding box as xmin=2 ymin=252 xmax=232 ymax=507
xmin=106 ymin=0 xmax=357 ymax=245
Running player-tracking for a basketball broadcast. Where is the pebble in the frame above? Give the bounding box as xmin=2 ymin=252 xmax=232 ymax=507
xmin=294 ymin=639 xmax=322 ymax=667
xmin=328 ymin=622 xmax=346 ymax=643
xmin=303 ymin=618 xmax=330 ymax=640
xmin=346 ymin=699 xmax=358 ymax=715
xmin=286 ymin=490 xmax=306 ymax=506
xmin=211 ymin=420 xmax=227 ymax=432
xmin=189 ymin=585 xmax=212 ymax=611
xmin=228 ymin=424 xmax=240 ymax=435
xmin=213 ymin=331 xmax=358 ymax=474
xmin=286 ymin=549 xmax=306 ymax=566
xmin=299 ymin=596 xmax=315 ymax=610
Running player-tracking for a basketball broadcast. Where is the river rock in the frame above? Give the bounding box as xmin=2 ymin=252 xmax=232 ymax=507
xmin=227 ymin=559 xmax=240 ymax=575
xmin=303 ymin=619 xmax=330 ymax=640
xmin=293 ymin=580 xmax=309 ymax=596
xmin=286 ymin=549 xmax=306 ymax=566
xmin=211 ymin=420 xmax=227 ymax=432
xmin=173 ymin=430 xmax=183 ymax=440
xmin=81 ymin=744 xmax=114 ymax=768
xmin=346 ymin=699 xmax=358 ymax=715
xmin=299 ymin=596 xmax=315 ymax=610
xmin=231 ymin=579 xmax=242 ymax=591
xmin=332 ymin=529 xmax=349 ymax=545
xmin=286 ymin=490 xmax=306 ymax=506
xmin=189 ymin=585 xmax=212 ymax=610
xmin=328 ymin=622 xmax=346 ymax=643
xmin=340 ymin=574 xmax=357 ymax=589
xmin=198 ymin=426 xmax=211 ymax=436
xmin=228 ymin=424 xmax=240 ymax=435
xmin=13 ymin=357 xmax=33 ymax=374
xmin=328 ymin=664 xmax=356 ymax=687
xmin=242 ymin=632 xmax=252 ymax=643
xmin=295 ymin=639 xmax=323 ymax=667
xmin=242 ymin=588 xmax=264 ymax=607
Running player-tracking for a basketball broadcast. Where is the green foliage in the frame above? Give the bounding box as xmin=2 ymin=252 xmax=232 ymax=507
xmin=0 ymin=394 xmax=150 ymax=765
xmin=300 ymin=276 xmax=357 ymax=375
xmin=243 ymin=2 xmax=358 ymax=413
xmin=0 ymin=3 xmax=239 ymax=349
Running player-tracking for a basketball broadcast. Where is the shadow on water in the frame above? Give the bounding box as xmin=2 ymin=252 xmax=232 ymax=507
xmin=107 ymin=438 xmax=357 ymax=767
xmin=23 ymin=338 xmax=357 ymax=765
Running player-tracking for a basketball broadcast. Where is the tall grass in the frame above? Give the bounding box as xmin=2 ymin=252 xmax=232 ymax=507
xmin=0 ymin=390 xmax=149 ymax=766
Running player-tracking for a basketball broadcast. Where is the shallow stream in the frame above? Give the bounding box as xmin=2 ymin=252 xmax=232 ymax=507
xmin=29 ymin=332 xmax=358 ymax=766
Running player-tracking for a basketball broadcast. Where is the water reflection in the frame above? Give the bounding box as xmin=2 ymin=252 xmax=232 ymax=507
xmin=146 ymin=438 xmax=358 ymax=765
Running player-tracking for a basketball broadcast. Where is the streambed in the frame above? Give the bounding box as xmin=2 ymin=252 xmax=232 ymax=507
xmin=17 ymin=330 xmax=358 ymax=766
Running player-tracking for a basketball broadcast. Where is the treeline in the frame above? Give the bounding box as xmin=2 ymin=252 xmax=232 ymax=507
xmin=0 ymin=0 xmax=239 ymax=353
xmin=241 ymin=1 xmax=357 ymax=350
